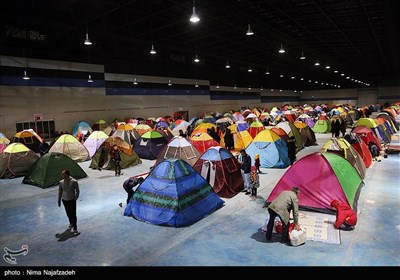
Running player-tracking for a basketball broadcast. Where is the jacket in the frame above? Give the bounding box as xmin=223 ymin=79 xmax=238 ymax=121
xmin=268 ymin=190 xmax=299 ymax=225
xmin=331 ymin=200 xmax=357 ymax=228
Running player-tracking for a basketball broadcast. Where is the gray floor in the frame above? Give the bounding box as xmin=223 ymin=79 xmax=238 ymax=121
xmin=1 ymin=132 xmax=399 ymax=267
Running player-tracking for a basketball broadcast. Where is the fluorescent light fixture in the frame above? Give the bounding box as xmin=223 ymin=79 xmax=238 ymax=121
xmin=225 ymin=61 xmax=230 ymax=69
xmin=194 ymin=54 xmax=200 ymax=63
xmin=190 ymin=4 xmax=200 ymax=23
xmin=300 ymin=52 xmax=306 ymax=60
xmin=314 ymin=60 xmax=320 ymax=66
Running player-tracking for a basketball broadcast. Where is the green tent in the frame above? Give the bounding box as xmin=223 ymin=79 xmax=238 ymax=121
xmin=89 ymin=146 xmax=141 ymax=170
xmin=22 ymin=152 xmax=87 ymax=188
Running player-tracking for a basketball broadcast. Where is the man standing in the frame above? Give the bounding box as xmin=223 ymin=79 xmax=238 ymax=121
xmin=265 ymin=187 xmax=301 ymax=244
xmin=58 ymin=170 xmax=80 ymax=234
xmin=111 ymin=145 xmax=122 ymax=176
xmin=239 ymin=149 xmax=252 ymax=194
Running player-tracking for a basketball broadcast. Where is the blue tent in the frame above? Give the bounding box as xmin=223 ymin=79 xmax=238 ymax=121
xmin=245 ymin=129 xmax=290 ymax=168
xmin=124 ymin=158 xmax=224 ymax=227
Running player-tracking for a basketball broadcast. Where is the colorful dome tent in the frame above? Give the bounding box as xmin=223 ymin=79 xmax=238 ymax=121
xmin=293 ymin=121 xmax=317 ymax=146
xmin=245 ymin=129 xmax=290 ymax=168
xmin=124 ymin=158 xmax=224 ymax=227
xmin=190 ymin=132 xmax=220 ymax=154
xmin=321 ymin=138 xmax=366 ymax=179
xmin=48 ymin=134 xmax=90 ymax=162
xmin=11 ymin=129 xmax=43 ymax=153
xmin=155 ymin=136 xmax=201 ymax=166
xmin=249 ymin=121 xmax=265 ymax=138
xmin=134 ymin=130 xmax=168 ymax=160
xmin=193 ymin=147 xmax=243 ymax=198
xmin=23 ymin=152 xmax=87 ymax=188
xmin=0 ymin=133 xmax=10 ymax=154
xmin=373 ymin=118 xmax=392 ymax=143
xmin=89 ymin=143 xmax=141 ymax=171
xmin=171 ymin=120 xmax=191 ymax=136
xmin=83 ymin=130 xmax=109 ymax=157
xmin=344 ymin=133 xmax=373 ymax=168
xmin=215 ymin=117 xmax=234 ymax=134
xmin=270 ymin=127 xmax=289 ymax=142
xmin=0 ymin=143 xmax=39 ymax=178
xmin=276 ymin=121 xmax=304 ymax=149
xmin=351 ymin=125 xmax=382 ymax=151
xmin=112 ymin=123 xmax=140 ymax=146
xmin=220 ymin=121 xmax=253 ymax=152
xmin=92 ymin=119 xmax=112 ymax=136
xmin=354 ymin=118 xmax=386 ymax=143
xmin=72 ymin=121 xmax=93 ymax=139
xmin=312 ymin=115 xmax=331 ymax=134
xmin=191 ymin=123 xmax=217 ymax=137
xmin=376 ymin=112 xmax=398 ymax=132
xmin=265 ymin=152 xmax=363 ymax=213
xmin=134 ymin=124 xmax=153 ymax=136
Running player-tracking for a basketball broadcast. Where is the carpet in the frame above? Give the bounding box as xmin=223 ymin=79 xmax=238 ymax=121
xmin=298 ymin=211 xmax=341 ymax=244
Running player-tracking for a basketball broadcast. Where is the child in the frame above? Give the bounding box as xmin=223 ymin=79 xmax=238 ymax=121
xmin=254 ymin=154 xmax=262 ymax=173
xmin=250 ymin=166 xmax=260 ymax=198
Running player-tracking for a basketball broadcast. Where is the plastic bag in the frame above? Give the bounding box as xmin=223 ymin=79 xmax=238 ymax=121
xmin=289 ymin=227 xmax=306 ymax=246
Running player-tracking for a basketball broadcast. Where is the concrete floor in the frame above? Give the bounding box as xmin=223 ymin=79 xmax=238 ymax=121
xmin=0 ymin=132 xmax=399 ymax=267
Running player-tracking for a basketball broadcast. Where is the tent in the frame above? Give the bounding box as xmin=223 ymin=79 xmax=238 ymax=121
xmin=83 ymin=130 xmax=109 ymax=157
xmin=193 ymin=147 xmax=244 ymax=198
xmin=190 ymin=132 xmax=220 ymax=154
xmin=48 ymin=134 xmax=90 ymax=162
xmin=293 ymin=121 xmax=317 ymax=146
xmin=265 ymin=152 xmax=363 ymax=213
xmin=71 ymin=121 xmax=93 ymax=139
xmin=134 ymin=131 xmax=168 ymax=160
xmin=249 ymin=121 xmax=265 ymax=138
xmin=245 ymin=129 xmax=290 ymax=168
xmin=92 ymin=119 xmax=112 ymax=135
xmin=112 ymin=123 xmax=140 ymax=146
xmin=276 ymin=121 xmax=304 ymax=149
xmin=351 ymin=125 xmax=382 ymax=151
xmin=89 ymin=145 xmax=141 ymax=171
xmin=155 ymin=136 xmax=201 ymax=166
xmin=344 ymin=133 xmax=373 ymax=168
xmin=312 ymin=115 xmax=331 ymax=134
xmin=0 ymin=143 xmax=39 ymax=178
xmin=23 ymin=152 xmax=87 ymax=188
xmin=124 ymin=158 xmax=224 ymax=227
xmin=220 ymin=122 xmax=253 ymax=151
xmin=321 ymin=138 xmax=366 ymax=179
xmin=11 ymin=129 xmax=43 ymax=153
xmin=0 ymin=133 xmax=10 ymax=154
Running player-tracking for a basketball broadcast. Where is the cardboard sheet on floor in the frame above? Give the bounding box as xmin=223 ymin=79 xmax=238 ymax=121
xmin=298 ymin=211 xmax=341 ymax=244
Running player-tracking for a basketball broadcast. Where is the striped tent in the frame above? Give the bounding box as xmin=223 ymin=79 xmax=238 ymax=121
xmin=124 ymin=158 xmax=224 ymax=227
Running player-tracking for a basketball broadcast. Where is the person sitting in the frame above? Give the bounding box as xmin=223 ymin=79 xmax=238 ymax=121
xmin=330 ymin=199 xmax=357 ymax=230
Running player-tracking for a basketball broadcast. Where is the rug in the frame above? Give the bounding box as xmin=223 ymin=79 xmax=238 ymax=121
xmin=298 ymin=211 xmax=341 ymax=244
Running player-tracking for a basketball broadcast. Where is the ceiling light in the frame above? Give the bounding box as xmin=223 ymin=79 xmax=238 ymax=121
xmin=300 ymin=52 xmax=306 ymax=60
xmin=216 ymin=83 xmax=220 ymax=89
xmin=248 ymin=86 xmax=251 ymax=90
xmin=341 ymin=72 xmax=345 ymax=76
xmin=234 ymin=85 xmax=237 ymax=89
xmin=334 ymin=68 xmax=339 ymax=73
xmin=278 ymin=44 xmax=285 ymax=54
xmin=346 ymin=76 xmax=350 ymax=79
xmin=266 ymin=69 xmax=270 ymax=75
xmin=190 ymin=1 xmax=200 ymax=23
xmin=168 ymin=79 xmax=172 ymax=86
xmin=325 ymin=64 xmax=331 ymax=69
xmin=300 ymin=77 xmax=304 ymax=80
xmin=194 ymin=54 xmax=200 ymax=63
xmin=246 ymin=24 xmax=254 ymax=36
xmin=133 ymin=78 xmax=138 ymax=85
xmin=279 ymin=89 xmax=282 ymax=92
xmin=260 ymin=87 xmax=263 ymax=91
xmin=314 ymin=60 xmax=320 ymax=66
xmin=291 ymin=76 xmax=295 ymax=79
xmin=248 ymin=66 xmax=252 ymax=72
xmin=308 ymin=80 xmax=312 ymax=82
xmin=150 ymin=44 xmax=156 ymax=54
xmin=280 ymin=74 xmax=284 ymax=78
xmin=225 ymin=61 xmax=230 ymax=69
xmin=270 ymin=89 xmax=274 ymax=91
xmin=88 ymin=74 xmax=93 ymax=83
xmin=195 ymin=82 xmax=199 ymax=87
xmin=84 ymin=32 xmax=92 ymax=46
xmin=23 ymin=70 xmax=30 ymax=80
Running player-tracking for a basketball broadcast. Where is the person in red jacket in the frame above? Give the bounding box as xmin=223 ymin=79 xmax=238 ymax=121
xmin=330 ymin=199 xmax=357 ymax=230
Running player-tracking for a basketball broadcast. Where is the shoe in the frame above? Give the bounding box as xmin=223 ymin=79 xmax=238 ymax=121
xmin=97 ymin=168 xmax=102 ymax=171
xmin=245 ymin=192 xmax=251 ymax=195
xmin=119 ymin=203 xmax=123 ymax=207
xmin=68 ymin=224 xmax=73 ymax=230
xmin=73 ymin=228 xmax=79 ymax=234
